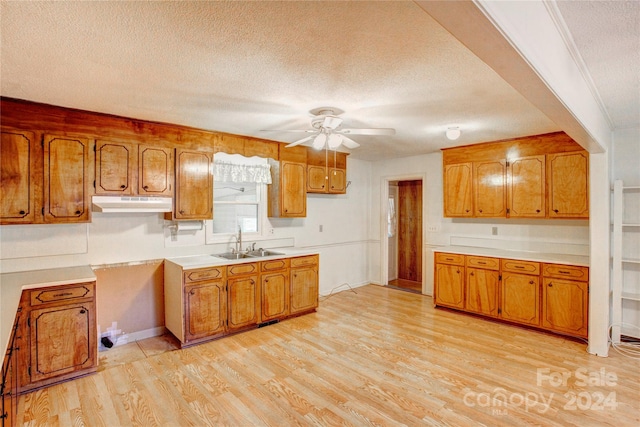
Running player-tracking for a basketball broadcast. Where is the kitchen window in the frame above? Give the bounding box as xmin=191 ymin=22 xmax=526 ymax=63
xmin=205 ymin=153 xmax=271 ymax=244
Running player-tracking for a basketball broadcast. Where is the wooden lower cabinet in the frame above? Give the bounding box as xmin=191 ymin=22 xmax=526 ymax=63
xmin=434 ymin=252 xmax=588 ymax=339
xmin=500 ymin=272 xmax=540 ymax=326
xmin=18 ymin=282 xmax=97 ymax=393
xmin=165 ymin=254 xmax=319 ymax=348
xmin=290 ymin=255 xmax=319 ymax=315
xmin=184 ymin=282 xmax=226 ymax=341
xmin=465 ymin=268 xmax=499 ymax=317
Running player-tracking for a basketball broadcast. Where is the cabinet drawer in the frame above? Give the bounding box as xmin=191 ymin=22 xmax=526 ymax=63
xmin=466 ymin=256 xmax=499 ymax=270
xmin=261 ymin=258 xmax=290 ymax=272
xmin=543 ymin=264 xmax=588 ymax=282
xmin=501 ymin=259 xmax=541 ymax=275
xmin=184 ymin=267 xmax=224 ymax=283
xmin=435 ymin=253 xmax=465 ymax=266
xmin=228 ymin=262 xmax=258 ymax=277
xmin=30 ymin=282 xmax=95 ymax=306
xmin=290 ymin=255 xmax=318 ymax=268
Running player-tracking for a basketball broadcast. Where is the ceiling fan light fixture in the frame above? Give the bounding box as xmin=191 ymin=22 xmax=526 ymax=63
xmin=323 ymin=115 xmax=343 ymax=130
xmin=328 ymin=133 xmax=342 ymax=149
xmin=446 ymin=127 xmax=461 ymax=140
xmin=312 ymin=133 xmax=327 ymax=150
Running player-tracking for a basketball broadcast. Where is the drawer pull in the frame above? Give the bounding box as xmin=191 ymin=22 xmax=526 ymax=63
xmin=53 ymin=292 xmax=73 ymax=298
xmin=515 ymin=266 xmax=525 ymax=269
xmin=558 ymin=270 xmax=571 ymax=274
xmin=477 ymin=261 xmax=486 ymax=265
xmin=445 ymin=257 xmax=453 ymax=261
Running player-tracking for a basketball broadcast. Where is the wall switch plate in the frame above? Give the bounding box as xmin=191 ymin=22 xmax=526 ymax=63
xmin=492 ymin=226 xmax=498 ymax=235
xmin=319 ymin=225 xmax=323 ymax=232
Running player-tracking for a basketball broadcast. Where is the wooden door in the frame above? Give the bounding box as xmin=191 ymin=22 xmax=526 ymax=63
xmin=139 ymin=145 xmax=173 ymax=196
xmin=465 ymin=268 xmax=499 ymax=317
xmin=290 ymin=266 xmax=318 ymax=315
xmin=95 ymin=140 xmax=135 ymax=195
xmin=1 ymin=128 xmax=37 ymax=223
xmin=227 ymin=275 xmax=259 ymax=331
xmin=328 ymin=168 xmax=346 ymax=193
xmin=29 ymin=303 xmax=95 ymax=382
xmin=281 ymin=161 xmax=306 ymax=217
xmin=398 ymin=180 xmax=422 ymax=282
xmin=542 ymin=278 xmax=588 ymax=337
xmin=508 ymin=155 xmax=545 ymax=218
xmin=43 ymin=134 xmax=91 ymax=223
xmin=434 ymin=264 xmax=465 ymax=309
xmin=307 ymin=165 xmax=327 ymax=193
xmin=501 ymin=273 xmax=540 ymax=326
xmin=443 ymin=163 xmax=472 ymax=217
xmin=261 ymin=271 xmax=289 ymax=322
xmin=184 ymin=282 xmax=226 ymax=341
xmin=473 ymin=160 xmax=506 ymax=217
xmin=173 ymin=149 xmax=212 ymax=220
xmin=547 ymin=151 xmax=589 ymax=218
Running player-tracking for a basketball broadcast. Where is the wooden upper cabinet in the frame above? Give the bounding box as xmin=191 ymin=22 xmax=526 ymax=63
xmin=307 ymin=165 xmax=327 ymax=192
xmin=547 ymin=151 xmax=589 ymax=219
xmin=1 ymin=128 xmax=37 ymax=224
xmin=473 ymin=160 xmax=506 ymax=217
xmin=171 ymin=149 xmax=213 ymax=220
xmin=138 ymin=145 xmax=173 ymax=196
xmin=43 ymin=134 xmax=91 ymax=223
xmin=443 ymin=163 xmax=473 ymax=217
xmin=507 ymin=155 xmax=545 ymax=218
xmin=329 ymin=168 xmax=346 ymax=193
xmin=95 ymin=140 xmax=135 ymax=195
xmin=306 ymin=150 xmax=347 ymax=194
xmin=281 ymin=161 xmax=306 ymax=216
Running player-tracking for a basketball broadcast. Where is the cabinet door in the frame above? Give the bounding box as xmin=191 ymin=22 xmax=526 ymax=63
xmin=473 ymin=160 xmax=506 ymax=217
xmin=290 ymin=266 xmax=318 ymax=315
xmin=139 ymin=145 xmax=173 ymax=196
xmin=29 ymin=303 xmax=96 ymax=382
xmin=508 ymin=155 xmax=545 ymax=218
xmin=465 ymin=268 xmax=499 ymax=317
xmin=173 ymin=149 xmax=212 ymax=220
xmin=547 ymin=151 xmax=589 ymax=218
xmin=307 ymin=165 xmax=327 ymax=193
xmin=281 ymin=161 xmax=306 ymax=217
xmin=1 ymin=129 xmax=37 ymax=223
xmin=261 ymin=271 xmax=289 ymax=322
xmin=501 ymin=273 xmax=540 ymax=326
xmin=443 ymin=163 xmax=473 ymax=217
xmin=95 ymin=140 xmax=135 ymax=195
xmin=43 ymin=134 xmax=91 ymax=223
xmin=328 ymin=168 xmax=346 ymax=193
xmin=227 ymin=275 xmax=259 ymax=331
xmin=542 ymin=278 xmax=588 ymax=338
xmin=185 ymin=281 xmax=226 ymax=341
xmin=434 ymin=264 xmax=465 ymax=309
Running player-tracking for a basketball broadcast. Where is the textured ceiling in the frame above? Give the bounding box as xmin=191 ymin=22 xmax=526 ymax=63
xmin=1 ymin=1 xmax=637 ymax=161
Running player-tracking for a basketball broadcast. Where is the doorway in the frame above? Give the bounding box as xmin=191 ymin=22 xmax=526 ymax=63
xmin=387 ymin=179 xmax=422 ymax=293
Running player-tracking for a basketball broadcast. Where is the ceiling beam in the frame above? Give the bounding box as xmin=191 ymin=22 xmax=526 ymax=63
xmin=416 ymin=0 xmax=610 ymax=153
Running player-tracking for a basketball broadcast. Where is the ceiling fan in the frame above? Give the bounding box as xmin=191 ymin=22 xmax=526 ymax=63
xmin=262 ymin=107 xmax=395 ymax=150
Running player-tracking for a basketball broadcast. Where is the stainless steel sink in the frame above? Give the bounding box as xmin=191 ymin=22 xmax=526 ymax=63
xmin=212 ymin=252 xmax=253 ymax=260
xmin=246 ymin=250 xmax=284 ymax=258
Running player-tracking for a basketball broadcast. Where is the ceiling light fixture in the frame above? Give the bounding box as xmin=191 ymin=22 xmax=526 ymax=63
xmin=328 ymin=133 xmax=342 ymax=150
xmin=446 ymin=127 xmax=461 ymax=140
xmin=312 ymin=133 xmax=327 ymax=150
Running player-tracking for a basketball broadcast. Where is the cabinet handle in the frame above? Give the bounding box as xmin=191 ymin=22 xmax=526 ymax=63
xmin=120 ymin=184 xmax=126 ymax=189
xmin=19 ymin=210 xmax=25 ymax=215
xmin=465 ymin=209 xmax=470 ymax=213
xmin=478 ymin=209 xmax=483 ymax=213
xmin=322 ymin=185 xmax=325 ymax=188
xmin=190 ymin=290 xmax=195 ymax=295
xmin=548 ymin=283 xmax=553 ymax=287
xmin=180 ymin=210 xmax=185 ymax=214
xmin=558 ymin=270 xmax=571 ymax=274
xmin=553 ymin=209 xmax=559 ymax=213
xmin=75 ymin=210 xmax=81 ymax=215
xmin=143 ymin=185 xmax=149 ymax=190
xmin=477 ymin=261 xmax=486 ymax=265
xmin=515 ymin=265 xmax=525 ymax=269
xmin=529 ymin=280 xmax=534 ymax=285
xmin=456 ymin=270 xmax=460 ymax=274
xmin=251 ymin=280 xmax=255 ymax=285
xmin=536 ymin=209 xmax=540 ymax=213
xmin=80 ymin=309 xmax=86 ymax=314
xmin=470 ymin=272 xmax=475 ymax=276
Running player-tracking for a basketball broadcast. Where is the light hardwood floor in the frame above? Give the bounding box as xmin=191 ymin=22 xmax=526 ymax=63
xmin=16 ymin=285 xmax=640 ymax=426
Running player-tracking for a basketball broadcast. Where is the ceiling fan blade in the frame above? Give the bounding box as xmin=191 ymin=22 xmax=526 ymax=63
xmin=338 ymin=128 xmax=396 ymax=136
xmin=261 ymin=129 xmax=315 ymax=133
xmin=285 ymin=135 xmax=315 ymax=148
xmin=341 ymin=136 xmax=360 ymax=149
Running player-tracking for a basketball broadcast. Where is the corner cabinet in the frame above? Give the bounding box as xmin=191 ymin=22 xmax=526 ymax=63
xmin=168 ymin=148 xmax=213 ymax=220
xmin=17 ymin=281 xmax=97 ymax=393
xmin=434 ymin=251 xmax=588 ymax=339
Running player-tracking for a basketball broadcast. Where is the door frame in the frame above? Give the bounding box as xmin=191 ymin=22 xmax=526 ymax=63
xmin=380 ymin=173 xmax=427 ymax=293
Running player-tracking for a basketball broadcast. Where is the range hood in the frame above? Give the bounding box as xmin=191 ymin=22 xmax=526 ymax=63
xmin=92 ymin=196 xmax=173 ymax=213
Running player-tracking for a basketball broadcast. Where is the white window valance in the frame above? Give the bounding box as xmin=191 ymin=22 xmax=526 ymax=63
xmin=213 ymin=153 xmax=272 ymax=184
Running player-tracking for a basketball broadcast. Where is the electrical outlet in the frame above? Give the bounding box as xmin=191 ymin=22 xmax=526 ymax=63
xmin=269 ymin=228 xmax=274 ymax=234
xmin=427 ymin=225 xmax=440 ymax=232
xmin=319 ymin=225 xmax=323 ymax=232
xmin=492 ymin=226 xmax=498 ymax=235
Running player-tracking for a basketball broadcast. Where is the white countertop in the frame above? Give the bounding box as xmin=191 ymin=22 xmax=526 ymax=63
xmin=0 ymin=265 xmax=96 ymax=359
xmin=165 ymin=248 xmax=320 ymax=269
xmin=434 ymin=246 xmax=589 ymax=267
